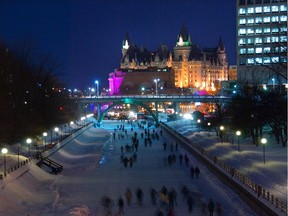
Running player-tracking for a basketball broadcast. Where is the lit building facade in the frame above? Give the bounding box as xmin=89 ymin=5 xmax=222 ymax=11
xmin=236 ymin=0 xmax=287 ymax=84
xmin=110 ymin=24 xmax=228 ymax=94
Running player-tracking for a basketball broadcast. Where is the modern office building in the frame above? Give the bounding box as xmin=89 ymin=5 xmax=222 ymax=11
xmin=236 ymin=0 xmax=287 ymax=85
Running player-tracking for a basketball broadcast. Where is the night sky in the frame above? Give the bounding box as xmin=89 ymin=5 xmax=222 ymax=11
xmin=0 ymin=0 xmax=236 ymax=90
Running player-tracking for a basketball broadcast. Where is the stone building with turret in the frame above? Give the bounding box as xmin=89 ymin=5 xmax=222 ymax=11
xmin=108 ymin=23 xmax=229 ymax=95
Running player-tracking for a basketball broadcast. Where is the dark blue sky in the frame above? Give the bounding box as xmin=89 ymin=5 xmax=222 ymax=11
xmin=0 ymin=0 xmax=236 ymax=89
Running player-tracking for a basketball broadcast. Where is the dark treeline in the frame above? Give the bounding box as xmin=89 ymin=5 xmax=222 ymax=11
xmin=0 ymin=40 xmax=79 ymax=144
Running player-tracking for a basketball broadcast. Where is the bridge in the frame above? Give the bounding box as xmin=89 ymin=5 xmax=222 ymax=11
xmin=79 ymin=94 xmax=231 ymax=103
xmin=77 ymin=95 xmax=232 ymax=126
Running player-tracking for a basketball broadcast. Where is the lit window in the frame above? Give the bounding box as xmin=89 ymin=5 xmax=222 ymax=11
xmin=280 ymin=56 xmax=287 ymax=63
xmin=280 ymin=15 xmax=287 ymax=22
xmin=247 ymin=58 xmax=254 ymax=64
xmin=271 ymin=28 xmax=279 ymax=33
xmin=263 ymin=57 xmax=271 ymax=64
xmin=239 ymin=18 xmax=246 ymax=25
xmin=238 ymin=38 xmax=246 ymax=45
xmin=247 ymin=48 xmax=254 ymax=54
xmin=280 ymin=27 xmax=287 ymax=32
xmin=255 ymin=37 xmax=262 ymax=44
xmin=272 ymin=47 xmax=279 ymax=52
xmin=255 ymin=7 xmax=262 ymax=13
xmin=271 ymin=16 xmax=279 ymax=22
xmin=247 ymin=18 xmax=254 ymax=24
xmin=247 ymin=38 xmax=254 ymax=44
xmin=247 ymin=8 xmax=254 ymax=14
xmin=264 ymin=37 xmax=271 ymax=43
xmin=256 ymin=47 xmax=263 ymax=53
xmin=271 ymin=6 xmax=279 ymax=12
xmin=271 ymin=36 xmax=279 ymax=43
xmin=263 ymin=17 xmax=270 ymax=23
xmin=240 ymin=48 xmax=246 ymax=54
xmin=255 ymin=17 xmax=262 ymax=24
xmin=280 ymin=5 xmax=287 ymax=12
xmin=247 ymin=28 xmax=254 ymax=34
xmin=239 ymin=8 xmax=246 ymax=15
xmin=264 ymin=47 xmax=271 ymax=53
xmin=263 ymin=27 xmax=271 ymax=33
xmin=280 ymin=47 xmax=287 ymax=52
xmin=280 ymin=36 xmax=287 ymax=42
xmin=239 ymin=28 xmax=246 ymax=35
xmin=255 ymin=58 xmax=263 ymax=64
xmin=255 ymin=28 xmax=262 ymax=34
xmin=263 ymin=6 xmax=271 ymax=13
xmin=271 ymin=57 xmax=279 ymax=63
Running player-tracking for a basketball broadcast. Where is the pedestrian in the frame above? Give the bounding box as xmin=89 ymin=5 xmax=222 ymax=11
xmin=195 ymin=166 xmax=200 ymax=178
xmin=187 ymin=193 xmax=194 ymax=213
xmin=208 ymin=198 xmax=215 ymax=216
xmin=184 ymin=154 xmax=190 ymax=166
xmin=201 ymin=199 xmax=207 ymax=216
xmin=123 ymin=157 xmax=128 ymax=168
xmin=136 ymin=187 xmax=143 ymax=206
xmin=129 ymin=156 xmax=134 ymax=167
xmin=120 ymin=145 xmax=124 ymax=153
xmin=163 ymin=142 xmax=167 ymax=151
xmin=150 ymin=187 xmax=158 ymax=205
xmin=216 ymin=202 xmax=222 ymax=216
xmin=179 ymin=154 xmax=183 ymax=165
xmin=190 ymin=166 xmax=195 ymax=179
xmin=117 ymin=197 xmax=124 ymax=214
xmin=125 ymin=188 xmax=132 ymax=206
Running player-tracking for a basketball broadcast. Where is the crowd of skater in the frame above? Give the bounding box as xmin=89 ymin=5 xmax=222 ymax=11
xmin=100 ymin=185 xmax=222 ymax=216
xmin=103 ymin=121 xmax=223 ymax=216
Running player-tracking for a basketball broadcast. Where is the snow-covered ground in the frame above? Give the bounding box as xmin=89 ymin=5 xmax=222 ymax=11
xmin=0 ymin=119 xmax=286 ymax=216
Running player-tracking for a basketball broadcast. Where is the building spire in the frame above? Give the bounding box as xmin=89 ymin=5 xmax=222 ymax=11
xmin=176 ymin=23 xmax=191 ymax=47
xmin=217 ymin=36 xmax=225 ymax=51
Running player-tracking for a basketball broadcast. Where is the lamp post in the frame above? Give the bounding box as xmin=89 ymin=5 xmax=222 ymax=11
xmin=220 ymin=126 xmax=224 ymax=144
xmin=26 ymin=138 xmax=32 ymax=157
xmin=1 ymin=148 xmax=8 ymax=177
xmin=272 ymin=78 xmax=275 ymax=90
xmin=261 ymin=138 xmax=267 ymax=164
xmin=207 ymin=122 xmax=211 ymax=135
xmin=95 ymin=80 xmax=99 ymax=96
xmin=54 ymin=127 xmax=59 ymax=143
xmin=154 ymin=78 xmax=160 ymax=96
xmin=43 ymin=132 xmax=47 ymax=148
xmin=236 ymin=131 xmax=241 ymax=152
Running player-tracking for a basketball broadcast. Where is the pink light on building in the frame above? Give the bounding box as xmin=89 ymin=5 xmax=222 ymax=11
xmin=108 ymin=70 xmax=126 ymax=95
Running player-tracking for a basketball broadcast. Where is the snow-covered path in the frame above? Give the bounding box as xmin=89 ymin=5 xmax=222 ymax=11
xmin=0 ymin=121 xmax=259 ymax=216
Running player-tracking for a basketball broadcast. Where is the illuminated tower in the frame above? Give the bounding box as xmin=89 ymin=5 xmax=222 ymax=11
xmin=173 ymin=23 xmax=192 ymax=61
xmin=122 ymin=32 xmax=130 ymax=57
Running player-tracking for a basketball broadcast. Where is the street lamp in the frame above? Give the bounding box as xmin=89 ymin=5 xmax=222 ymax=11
xmin=272 ymin=78 xmax=275 ymax=90
xmin=95 ymin=80 xmax=99 ymax=96
xmin=154 ymin=78 xmax=160 ymax=96
xmin=261 ymin=138 xmax=267 ymax=164
xmin=1 ymin=148 xmax=8 ymax=177
xmin=220 ymin=126 xmax=224 ymax=144
xmin=236 ymin=131 xmax=241 ymax=152
xmin=26 ymin=138 xmax=32 ymax=157
xmin=43 ymin=132 xmax=47 ymax=148
xmin=54 ymin=127 xmax=59 ymax=142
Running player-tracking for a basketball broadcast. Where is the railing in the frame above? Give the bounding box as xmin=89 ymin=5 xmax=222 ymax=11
xmin=160 ymin=122 xmax=287 ymax=216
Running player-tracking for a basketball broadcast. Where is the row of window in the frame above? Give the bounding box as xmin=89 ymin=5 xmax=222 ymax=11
xmin=239 ymin=56 xmax=287 ymax=65
xmin=239 ymin=0 xmax=287 ymax=5
xmin=238 ymin=27 xmax=287 ymax=35
xmin=239 ymin=46 xmax=287 ymax=54
xmin=238 ymin=36 xmax=287 ymax=45
xmin=239 ymin=16 xmax=287 ymax=25
xmin=239 ymin=5 xmax=287 ymax=14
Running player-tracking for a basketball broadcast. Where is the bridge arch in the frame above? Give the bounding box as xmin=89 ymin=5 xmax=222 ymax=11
xmin=97 ymin=98 xmax=159 ymax=126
